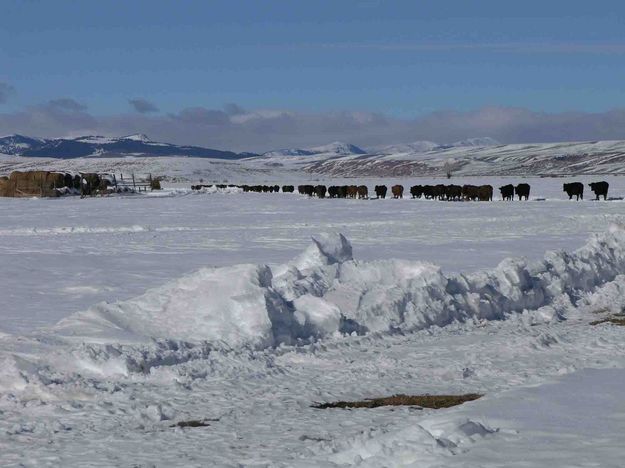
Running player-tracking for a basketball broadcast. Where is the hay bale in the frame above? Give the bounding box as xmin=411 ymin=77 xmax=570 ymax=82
xmin=0 ymin=176 xmax=10 ymax=197
xmin=1 ymin=171 xmax=73 ymax=197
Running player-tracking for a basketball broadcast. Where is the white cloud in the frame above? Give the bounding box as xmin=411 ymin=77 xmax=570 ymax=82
xmin=2 ymin=100 xmax=625 ymax=152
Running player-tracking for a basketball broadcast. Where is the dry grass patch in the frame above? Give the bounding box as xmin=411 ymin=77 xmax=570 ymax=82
xmin=170 ymin=419 xmax=214 ymax=428
xmin=312 ymin=393 xmax=482 ymax=410
xmin=590 ymin=316 xmax=625 ymax=327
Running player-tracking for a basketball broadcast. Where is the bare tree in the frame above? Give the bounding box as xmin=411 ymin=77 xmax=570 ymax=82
xmin=444 ymin=160 xmax=454 ymax=179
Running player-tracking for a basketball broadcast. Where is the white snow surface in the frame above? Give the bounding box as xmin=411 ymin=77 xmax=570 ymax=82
xmin=3 ymin=180 xmax=625 ymax=466
xmin=19 ymin=224 xmax=625 ymax=351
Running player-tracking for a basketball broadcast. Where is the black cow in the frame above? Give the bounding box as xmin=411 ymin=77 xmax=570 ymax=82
xmin=499 ymin=184 xmax=514 ymax=201
xmin=563 ymin=182 xmax=584 ymax=200
xmin=298 ymin=185 xmax=314 ymax=196
xmin=315 ymin=185 xmax=327 ymax=198
xmin=375 ymin=185 xmax=387 ymax=199
xmin=462 ymin=185 xmax=479 ymax=201
xmin=477 ymin=185 xmax=493 ymax=201
xmin=434 ymin=184 xmax=446 ymax=200
xmin=410 ymin=185 xmax=423 ymax=199
xmin=423 ymin=185 xmax=436 ymax=199
xmin=589 ymin=181 xmax=609 ymax=200
xmin=328 ymin=186 xmax=339 ymax=198
xmin=446 ymin=184 xmax=462 ymax=201
xmin=282 ymin=185 xmax=294 ymax=193
xmin=515 ymin=183 xmax=530 ymax=201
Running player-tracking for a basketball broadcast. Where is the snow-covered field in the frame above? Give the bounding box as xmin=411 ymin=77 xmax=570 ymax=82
xmin=2 ymin=176 xmax=625 ymax=467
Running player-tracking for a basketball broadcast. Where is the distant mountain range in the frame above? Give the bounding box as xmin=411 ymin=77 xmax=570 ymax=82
xmin=0 ymin=134 xmax=503 ymax=160
xmin=261 ymin=139 xmax=501 ymax=158
xmin=0 ymin=134 xmax=256 ymax=160
xmin=2 ymin=135 xmax=625 ymax=178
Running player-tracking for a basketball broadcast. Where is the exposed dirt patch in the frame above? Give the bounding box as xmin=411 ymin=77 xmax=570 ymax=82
xmin=312 ymin=393 xmax=482 ymax=410
xmin=590 ymin=316 xmax=625 ymax=327
xmin=169 ymin=419 xmax=210 ymax=427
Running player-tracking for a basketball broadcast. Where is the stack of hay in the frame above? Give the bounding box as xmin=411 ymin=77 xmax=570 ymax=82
xmin=0 ymin=171 xmax=77 ymax=197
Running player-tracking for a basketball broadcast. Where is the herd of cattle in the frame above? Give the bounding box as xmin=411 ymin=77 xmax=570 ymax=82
xmin=191 ymin=181 xmax=611 ymax=201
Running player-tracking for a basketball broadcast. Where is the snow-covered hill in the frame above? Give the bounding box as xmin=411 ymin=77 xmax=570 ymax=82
xmin=303 ymin=139 xmax=625 ymax=177
xmin=371 ymin=140 xmax=441 ymax=155
xmin=0 ymin=134 xmax=252 ymax=160
xmin=0 ymin=134 xmax=46 ymax=155
xmin=262 ymin=141 xmax=366 ymax=158
xmin=447 ymin=136 xmax=500 ymax=147
xmin=3 ymin=136 xmax=625 ymax=179
xmin=307 ymin=141 xmax=367 ymax=155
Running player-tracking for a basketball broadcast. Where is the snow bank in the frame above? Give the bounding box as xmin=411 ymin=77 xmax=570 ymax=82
xmin=1 ymin=226 xmax=619 ymax=385
xmin=49 ymin=225 xmax=625 ymax=355
xmin=53 ymin=263 xmax=276 ymax=347
xmin=193 ymin=185 xmax=243 ymax=194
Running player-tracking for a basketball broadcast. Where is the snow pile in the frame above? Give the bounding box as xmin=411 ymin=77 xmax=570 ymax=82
xmin=192 ymin=185 xmax=243 ymax=194
xmin=53 ymin=263 xmax=276 ymax=347
xmin=3 ymin=226 xmax=623 ymax=385
xmin=275 ymin=225 xmax=625 ymax=334
xmin=49 ymin=225 xmax=625 ymax=354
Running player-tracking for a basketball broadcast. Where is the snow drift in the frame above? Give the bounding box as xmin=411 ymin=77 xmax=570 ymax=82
xmin=51 ymin=225 xmax=625 ymax=352
xmin=2 ymin=225 xmax=625 ymax=403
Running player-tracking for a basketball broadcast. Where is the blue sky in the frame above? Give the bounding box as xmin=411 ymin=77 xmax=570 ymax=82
xmin=2 ymin=1 xmax=625 ymax=149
